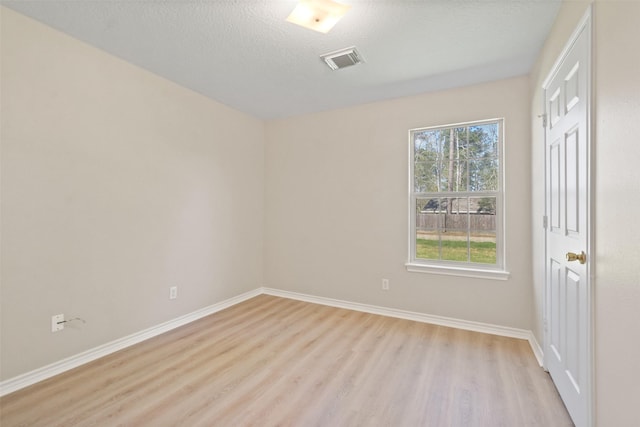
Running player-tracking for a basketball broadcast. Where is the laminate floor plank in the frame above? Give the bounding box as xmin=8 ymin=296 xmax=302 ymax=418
xmin=0 ymin=295 xmax=573 ymax=426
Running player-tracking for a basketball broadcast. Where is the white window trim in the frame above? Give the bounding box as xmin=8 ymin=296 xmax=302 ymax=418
xmin=406 ymin=118 xmax=509 ymax=279
xmin=405 ymin=262 xmax=510 ymax=280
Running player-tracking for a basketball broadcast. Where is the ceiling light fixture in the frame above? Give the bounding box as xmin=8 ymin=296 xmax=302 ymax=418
xmin=286 ymin=0 xmax=351 ymax=34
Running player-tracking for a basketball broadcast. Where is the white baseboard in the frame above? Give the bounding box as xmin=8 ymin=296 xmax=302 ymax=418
xmin=0 ymin=288 xmax=261 ymax=397
xmin=262 ymin=287 xmax=544 ymax=365
xmin=527 ymin=331 xmax=545 ymax=367
xmin=2 ymin=286 xmax=544 ymax=396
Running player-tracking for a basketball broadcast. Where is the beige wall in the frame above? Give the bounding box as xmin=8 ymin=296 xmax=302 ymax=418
xmin=0 ymin=8 xmax=265 ymax=380
xmin=530 ymin=1 xmax=640 ymax=425
xmin=265 ymin=76 xmax=533 ymax=329
xmin=593 ymin=2 xmax=640 ymax=425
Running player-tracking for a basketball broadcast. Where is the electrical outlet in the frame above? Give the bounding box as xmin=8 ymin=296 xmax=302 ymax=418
xmin=52 ymin=314 xmax=64 ymax=332
xmin=169 ymin=286 xmax=178 ymax=300
xmin=382 ymin=278 xmax=389 ymax=291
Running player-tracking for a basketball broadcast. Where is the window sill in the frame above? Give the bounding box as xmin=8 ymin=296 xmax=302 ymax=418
xmin=405 ymin=262 xmax=510 ymax=281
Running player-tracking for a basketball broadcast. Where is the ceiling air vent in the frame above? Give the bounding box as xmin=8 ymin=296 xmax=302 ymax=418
xmin=320 ymin=47 xmax=363 ymax=70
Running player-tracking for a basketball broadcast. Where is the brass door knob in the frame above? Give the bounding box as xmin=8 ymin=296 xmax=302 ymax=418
xmin=566 ymin=251 xmax=586 ymax=264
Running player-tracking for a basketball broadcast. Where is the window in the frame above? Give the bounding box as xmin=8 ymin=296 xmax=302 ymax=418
xmin=406 ymin=119 xmax=508 ymax=279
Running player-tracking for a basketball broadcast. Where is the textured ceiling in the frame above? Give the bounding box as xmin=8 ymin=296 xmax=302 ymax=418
xmin=2 ymin=0 xmax=562 ymax=119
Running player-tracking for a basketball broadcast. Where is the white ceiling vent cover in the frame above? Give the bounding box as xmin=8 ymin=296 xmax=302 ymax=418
xmin=320 ymin=47 xmax=364 ymax=70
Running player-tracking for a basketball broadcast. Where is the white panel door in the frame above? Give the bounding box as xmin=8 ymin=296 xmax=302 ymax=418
xmin=544 ymin=13 xmax=592 ymax=427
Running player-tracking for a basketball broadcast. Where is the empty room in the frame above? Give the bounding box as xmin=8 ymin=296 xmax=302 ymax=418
xmin=1 ymin=1 xmax=638 ymax=426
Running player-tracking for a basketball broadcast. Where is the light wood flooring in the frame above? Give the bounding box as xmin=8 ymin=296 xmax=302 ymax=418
xmin=0 ymin=295 xmax=573 ymax=426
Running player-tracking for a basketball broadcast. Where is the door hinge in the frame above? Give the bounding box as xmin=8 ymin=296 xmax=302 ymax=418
xmin=539 ymin=113 xmax=548 ymax=128
xmin=543 ymin=215 xmax=548 ymax=229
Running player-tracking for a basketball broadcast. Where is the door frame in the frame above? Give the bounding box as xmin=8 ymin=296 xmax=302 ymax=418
xmin=541 ymin=6 xmax=594 ymax=426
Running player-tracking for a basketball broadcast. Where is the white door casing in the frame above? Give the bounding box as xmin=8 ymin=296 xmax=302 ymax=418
xmin=543 ymin=10 xmax=592 ymax=427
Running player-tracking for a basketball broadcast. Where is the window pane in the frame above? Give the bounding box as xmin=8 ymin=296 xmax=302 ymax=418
xmin=443 ymin=197 xmax=468 ymax=222
xmin=471 ymin=196 xmax=497 ymax=215
xmin=469 ymin=158 xmax=498 ymax=191
xmin=414 ymin=137 xmax=439 ymax=162
xmin=470 ymin=231 xmax=496 ymax=264
xmin=414 ymin=129 xmax=443 ymax=160
xmin=468 ymin=123 xmax=498 ymax=159
xmin=416 ymin=231 xmax=441 ymax=260
xmin=469 ymin=197 xmax=496 ymax=263
xmin=414 ymin=162 xmax=439 ymax=192
xmin=441 ymin=231 xmax=470 ymax=262
xmin=436 ymin=160 xmax=468 ymax=192
xmin=455 ymin=127 xmax=469 ymax=158
xmin=417 ymin=198 xmax=446 ymax=215
xmin=439 ymin=197 xmax=468 ymax=261
xmin=416 ymin=198 xmax=444 ymax=261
